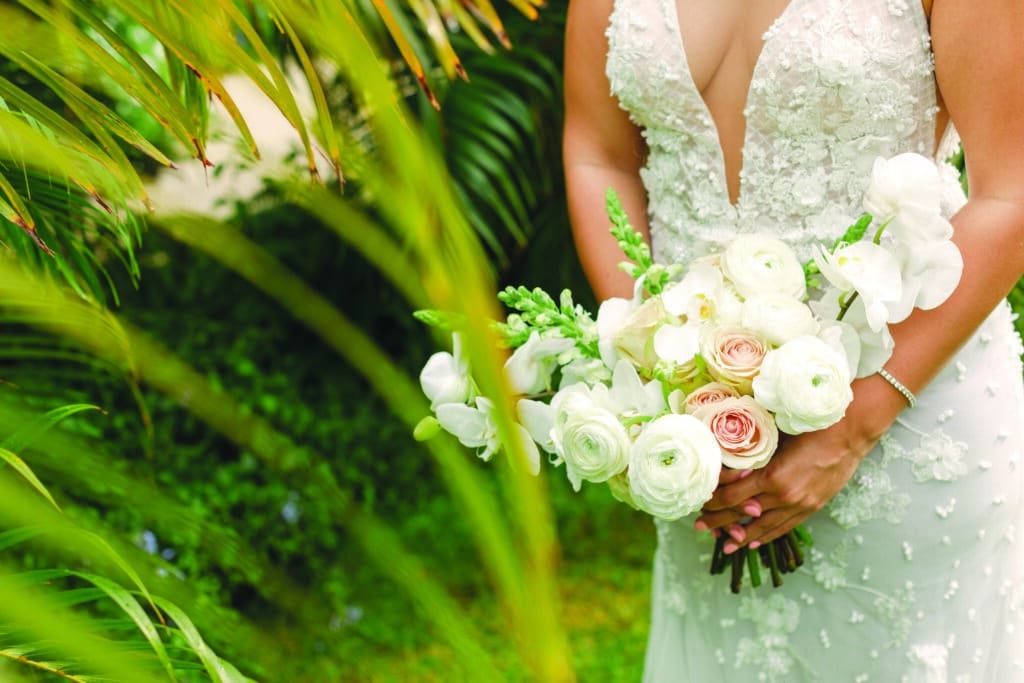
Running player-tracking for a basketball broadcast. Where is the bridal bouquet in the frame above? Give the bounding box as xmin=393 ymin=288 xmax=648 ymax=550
xmin=414 ymin=152 xmax=962 ymax=592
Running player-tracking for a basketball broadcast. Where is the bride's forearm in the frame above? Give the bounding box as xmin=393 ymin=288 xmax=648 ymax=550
xmin=850 ymin=196 xmax=1024 ymax=438
xmin=565 ymin=161 xmax=649 ymax=301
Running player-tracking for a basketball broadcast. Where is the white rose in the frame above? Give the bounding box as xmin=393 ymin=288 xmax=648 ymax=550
xmin=419 ymin=333 xmax=471 ymax=409
xmin=752 ymin=335 xmax=854 ymax=434
xmin=627 ymin=414 xmax=721 ymax=520
xmin=596 ymin=296 xmax=634 ymax=368
xmin=504 ymin=332 xmax=574 ymax=395
xmin=550 ymin=384 xmax=631 ymax=491
xmin=612 ymin=296 xmax=674 ymax=371
xmin=741 ymin=293 xmax=819 ymax=346
xmin=721 ymin=234 xmax=807 ymax=301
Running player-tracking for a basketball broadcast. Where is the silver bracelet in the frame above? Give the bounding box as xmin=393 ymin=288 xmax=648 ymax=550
xmin=877 ymin=367 xmax=917 ymax=408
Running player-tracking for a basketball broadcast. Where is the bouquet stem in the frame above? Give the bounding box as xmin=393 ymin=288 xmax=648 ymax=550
xmin=713 ymin=526 xmax=811 ymax=593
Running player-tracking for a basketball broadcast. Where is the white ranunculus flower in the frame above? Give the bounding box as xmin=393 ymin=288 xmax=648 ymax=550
xmin=420 ymin=333 xmax=471 ymax=408
xmin=741 ymin=293 xmax=819 ymax=346
xmin=627 ymin=414 xmax=721 ymax=520
xmin=886 ymin=239 xmax=964 ymax=323
xmin=504 ymin=332 xmax=574 ymax=395
xmin=721 ymin=234 xmax=807 ymax=301
xmin=864 ymin=153 xmax=950 ymax=244
xmin=813 ymin=241 xmax=902 ymax=332
xmin=753 ymin=335 xmax=854 ymax=434
xmin=550 ymin=384 xmax=631 ymax=491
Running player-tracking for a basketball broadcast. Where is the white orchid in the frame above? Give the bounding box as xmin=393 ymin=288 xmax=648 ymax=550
xmin=436 ymin=397 xmax=540 ymax=474
xmin=886 ymin=238 xmax=964 ymax=323
xmin=504 ymin=331 xmax=574 ymax=395
xmin=661 ymin=262 xmax=741 ymax=324
xmin=813 ymin=241 xmax=902 ymax=332
xmin=419 ymin=333 xmax=472 ymax=409
xmin=864 ymin=153 xmax=950 ymax=243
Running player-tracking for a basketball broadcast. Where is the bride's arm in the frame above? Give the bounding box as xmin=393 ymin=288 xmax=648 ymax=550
xmin=697 ymin=0 xmax=1024 ymax=551
xmin=564 ymin=0 xmax=649 ymax=301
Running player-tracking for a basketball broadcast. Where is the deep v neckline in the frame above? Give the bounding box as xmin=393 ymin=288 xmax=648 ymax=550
xmin=664 ymin=0 xmax=797 ymax=208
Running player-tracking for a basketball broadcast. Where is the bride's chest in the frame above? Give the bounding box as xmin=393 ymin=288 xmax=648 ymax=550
xmin=606 ymin=0 xmax=936 ymax=139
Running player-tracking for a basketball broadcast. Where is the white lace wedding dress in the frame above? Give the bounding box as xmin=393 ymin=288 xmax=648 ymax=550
xmin=605 ymin=1 xmax=1024 ymax=680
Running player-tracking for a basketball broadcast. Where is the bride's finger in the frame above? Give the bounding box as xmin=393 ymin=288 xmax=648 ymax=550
xmin=717 ymin=468 xmax=754 ymax=486
xmin=703 ymin=469 xmax=768 ymax=511
xmin=736 ymin=510 xmax=807 ymax=550
xmin=694 ymin=507 xmax=746 ymax=532
xmin=721 ymin=509 xmax=796 ymax=554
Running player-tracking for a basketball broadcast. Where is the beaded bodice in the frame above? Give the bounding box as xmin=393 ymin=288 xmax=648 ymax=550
xmin=605 ymin=0 xmax=964 ymax=264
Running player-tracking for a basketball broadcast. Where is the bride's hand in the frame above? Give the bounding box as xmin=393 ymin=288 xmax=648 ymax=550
xmin=694 ymin=395 xmax=892 ymax=553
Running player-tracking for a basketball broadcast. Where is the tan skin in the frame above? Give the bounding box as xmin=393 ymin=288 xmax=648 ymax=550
xmin=565 ymin=0 xmax=1024 ymax=553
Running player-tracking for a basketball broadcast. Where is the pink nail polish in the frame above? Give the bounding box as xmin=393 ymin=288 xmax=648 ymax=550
xmin=724 ymin=541 xmax=738 ymax=554
xmin=749 ymin=541 xmax=762 ymax=550
xmin=694 ymin=520 xmax=708 ymax=532
xmin=743 ymin=503 xmax=761 ymax=517
xmin=728 ymin=528 xmax=745 ymax=543
xmin=738 ymin=469 xmax=754 ymax=479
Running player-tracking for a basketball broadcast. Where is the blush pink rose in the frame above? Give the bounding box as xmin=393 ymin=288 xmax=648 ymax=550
xmin=691 ymin=396 xmax=779 ymax=469
xmin=680 ymin=382 xmax=741 ymax=414
xmin=701 ymin=327 xmax=770 ymax=395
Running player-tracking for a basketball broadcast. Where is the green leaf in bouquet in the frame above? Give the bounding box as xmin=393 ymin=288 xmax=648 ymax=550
xmin=834 ymin=213 xmax=873 ymax=249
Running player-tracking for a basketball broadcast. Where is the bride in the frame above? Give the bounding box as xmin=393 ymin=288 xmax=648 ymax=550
xmin=563 ymin=0 xmax=1024 ymax=680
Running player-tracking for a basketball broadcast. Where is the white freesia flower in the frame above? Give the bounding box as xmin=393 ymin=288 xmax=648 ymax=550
xmin=436 ymin=397 xmax=540 ymax=473
xmin=741 ymin=293 xmax=819 ymax=346
xmin=504 ymin=332 xmax=574 ymax=395
xmin=419 ymin=333 xmax=471 ymax=408
xmin=814 ymin=241 xmax=902 ymax=332
xmin=886 ymin=239 xmax=963 ymax=323
xmin=721 ymin=234 xmax=807 ymax=300
xmin=753 ymin=335 xmax=854 ymax=434
xmin=550 ymin=384 xmax=631 ymax=491
xmin=627 ymin=414 xmax=721 ymax=520
xmin=864 ymin=153 xmax=950 ymax=244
